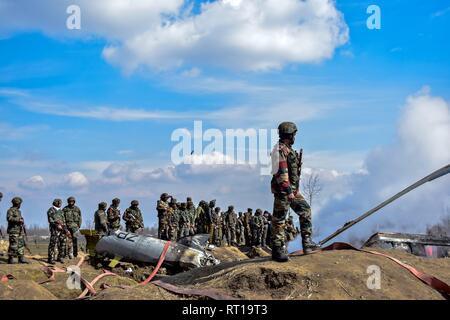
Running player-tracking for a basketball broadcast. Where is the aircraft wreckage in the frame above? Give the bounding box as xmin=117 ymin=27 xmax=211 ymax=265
xmin=79 ymin=164 xmax=450 ymax=268
xmin=82 ymin=231 xmax=219 ymax=270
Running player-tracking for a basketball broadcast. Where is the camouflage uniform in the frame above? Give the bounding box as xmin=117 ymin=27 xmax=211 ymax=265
xmin=47 ymin=199 xmax=67 ymax=263
xmin=63 ymin=197 xmax=82 ymax=258
xmin=94 ymin=202 xmax=109 ymax=237
xmin=123 ymin=201 xmax=144 ymax=233
xmin=177 ymin=203 xmax=191 ymax=239
xmin=7 ymin=197 xmax=26 ymax=263
xmin=224 ymin=206 xmax=238 ymax=246
xmin=211 ymin=208 xmax=223 ymax=247
xmin=157 ymin=194 xmax=170 ymax=240
xmin=206 ymin=200 xmax=216 ymax=242
xmin=250 ymin=209 xmax=264 ymax=247
xmin=236 ymin=212 xmax=246 ymax=246
xmin=271 ymin=122 xmax=319 ymax=261
xmin=195 ymin=201 xmax=207 ymax=234
xmin=285 ymin=217 xmax=299 ymax=242
xmin=243 ymin=209 xmax=253 ymax=246
xmin=261 ymin=212 xmax=269 ymax=247
xmin=186 ymin=201 xmax=196 ymax=235
xmin=167 ymin=199 xmax=179 ymax=241
xmin=107 ymin=198 xmax=121 ymax=232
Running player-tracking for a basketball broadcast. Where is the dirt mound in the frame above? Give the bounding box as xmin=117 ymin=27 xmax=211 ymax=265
xmin=0 ymin=280 xmax=57 ymax=300
xmin=1 ymin=246 xmax=449 ymax=300
xmin=160 ymin=249 xmax=450 ymax=300
xmin=212 ymin=246 xmax=249 ymax=262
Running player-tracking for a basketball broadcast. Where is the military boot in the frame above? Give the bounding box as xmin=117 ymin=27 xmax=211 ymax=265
xmin=18 ymin=256 xmax=29 ymax=264
xmin=7 ymin=255 xmax=15 ymax=264
xmin=57 ymin=256 xmax=65 ymax=264
xmin=47 ymin=257 xmax=55 ymax=264
xmin=302 ymin=236 xmax=321 ymax=255
xmin=272 ymin=245 xmax=289 ymax=263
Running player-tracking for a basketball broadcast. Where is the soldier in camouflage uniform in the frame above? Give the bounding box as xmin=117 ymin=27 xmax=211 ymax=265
xmin=63 ymin=197 xmax=82 ymax=259
xmin=224 ymin=205 xmax=238 ymax=246
xmin=211 ymin=207 xmax=223 ymax=247
xmin=95 ymin=202 xmax=109 ymax=237
xmin=167 ymin=198 xmax=179 ymax=241
xmin=243 ymin=208 xmax=253 ymax=246
xmin=261 ymin=211 xmax=269 ymax=247
xmin=263 ymin=211 xmax=272 ymax=247
xmin=236 ymin=212 xmax=246 ymax=246
xmin=6 ymin=197 xmax=27 ymax=264
xmin=123 ymin=200 xmax=144 ymax=233
xmin=107 ymin=198 xmax=121 ymax=232
xmin=206 ymin=200 xmax=215 ymax=241
xmin=195 ymin=200 xmax=207 ymax=234
xmin=271 ymin=122 xmax=320 ymax=262
xmin=250 ymin=209 xmax=264 ymax=247
xmin=157 ymin=193 xmax=170 ymax=240
xmin=186 ymin=200 xmax=196 ymax=236
xmin=177 ymin=202 xmax=191 ymax=239
xmin=47 ymin=199 xmax=67 ymax=264
xmin=285 ymin=216 xmax=299 ymax=242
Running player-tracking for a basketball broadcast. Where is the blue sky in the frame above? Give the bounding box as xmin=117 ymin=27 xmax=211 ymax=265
xmin=0 ymin=0 xmax=449 ymax=238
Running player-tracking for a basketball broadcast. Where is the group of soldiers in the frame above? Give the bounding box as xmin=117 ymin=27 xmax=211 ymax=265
xmin=0 ymin=194 xmax=146 ymax=264
xmin=156 ymin=194 xmax=299 ymax=248
xmin=1 ymin=121 xmax=320 ymax=264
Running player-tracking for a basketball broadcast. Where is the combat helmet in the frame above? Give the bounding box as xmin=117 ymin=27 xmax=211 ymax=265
xmin=67 ymin=196 xmax=76 ymax=203
xmin=99 ymin=202 xmax=108 ymax=209
xmin=112 ymin=198 xmax=120 ymax=205
xmin=278 ymin=122 xmax=298 ymax=135
xmin=11 ymin=197 xmax=22 ymax=206
xmin=131 ymin=200 xmax=139 ymax=206
xmin=53 ymin=199 xmax=62 ymax=207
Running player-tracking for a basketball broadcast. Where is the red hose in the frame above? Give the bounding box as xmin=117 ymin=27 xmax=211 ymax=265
xmin=140 ymin=240 xmax=171 ymax=285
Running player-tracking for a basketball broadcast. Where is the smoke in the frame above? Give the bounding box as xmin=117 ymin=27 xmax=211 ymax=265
xmin=316 ymin=88 xmax=450 ymax=242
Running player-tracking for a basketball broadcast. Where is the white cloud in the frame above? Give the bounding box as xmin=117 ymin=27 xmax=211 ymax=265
xmin=62 ymin=172 xmax=90 ymax=189
xmin=0 ymin=0 xmax=348 ymax=72
xmin=317 ymin=88 xmax=450 ymax=241
xmin=104 ymin=0 xmax=349 ymax=72
xmin=19 ymin=175 xmax=46 ymax=190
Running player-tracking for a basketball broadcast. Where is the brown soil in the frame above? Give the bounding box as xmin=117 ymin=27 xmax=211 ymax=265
xmin=1 ymin=246 xmax=449 ymax=300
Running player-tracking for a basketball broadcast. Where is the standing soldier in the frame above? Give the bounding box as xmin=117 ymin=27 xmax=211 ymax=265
xmin=47 ymin=199 xmax=67 ymax=264
xmin=236 ymin=212 xmax=246 ymax=246
xmin=224 ymin=206 xmax=238 ymax=246
xmin=107 ymin=198 xmax=121 ymax=232
xmin=94 ymin=202 xmax=109 ymax=237
xmin=177 ymin=202 xmax=191 ymax=239
xmin=206 ymin=200 xmax=215 ymax=240
xmin=157 ymin=193 xmax=170 ymax=240
xmin=6 ymin=197 xmax=27 ymax=264
xmin=262 ymin=211 xmax=271 ymax=247
xmin=211 ymin=207 xmax=223 ymax=247
xmin=285 ymin=216 xmax=299 ymax=242
xmin=186 ymin=200 xmax=196 ymax=236
xmin=195 ymin=200 xmax=207 ymax=234
xmin=271 ymin=122 xmax=320 ymax=262
xmin=123 ymin=200 xmax=144 ymax=233
xmin=250 ymin=209 xmax=264 ymax=247
xmin=243 ymin=208 xmax=253 ymax=246
xmin=167 ymin=198 xmax=179 ymax=241
xmin=63 ymin=197 xmax=82 ymax=259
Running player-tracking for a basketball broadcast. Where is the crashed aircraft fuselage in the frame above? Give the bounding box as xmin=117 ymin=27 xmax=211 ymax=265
xmin=95 ymin=231 xmax=219 ymax=269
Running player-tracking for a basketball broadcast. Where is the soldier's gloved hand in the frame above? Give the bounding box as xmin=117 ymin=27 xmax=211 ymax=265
xmin=287 ymin=193 xmax=295 ymax=202
xmin=19 ymin=218 xmax=25 ymax=224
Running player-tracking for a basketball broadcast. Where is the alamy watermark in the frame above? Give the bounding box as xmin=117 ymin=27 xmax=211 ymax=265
xmin=66 ymin=5 xmax=81 ymax=30
xmin=170 ymin=121 xmax=279 ymax=176
xmin=366 ymin=265 xmax=381 ymax=290
xmin=367 ymin=5 xmax=381 ymax=30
